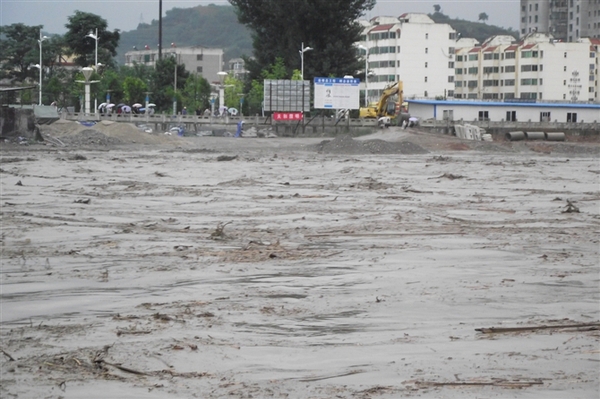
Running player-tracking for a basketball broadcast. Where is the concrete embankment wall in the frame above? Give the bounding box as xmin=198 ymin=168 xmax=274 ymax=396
xmin=0 ymin=107 xmax=39 ymax=140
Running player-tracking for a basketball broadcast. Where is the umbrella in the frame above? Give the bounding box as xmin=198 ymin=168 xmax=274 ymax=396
xmin=121 ymin=105 xmax=132 ymax=113
xmin=147 ymin=103 xmax=156 ymax=107
xmin=132 ymin=103 xmax=142 ymax=108
xmin=106 ymin=103 xmax=116 ymax=108
xmin=116 ymin=103 xmax=126 ymax=108
xmin=138 ymin=107 xmax=146 ymax=112
xmin=408 ymin=117 xmax=418 ymax=122
xmin=98 ymin=102 xmax=107 ymax=109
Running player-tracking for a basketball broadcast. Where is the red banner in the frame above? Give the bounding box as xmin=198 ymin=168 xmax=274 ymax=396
xmin=273 ymin=112 xmax=304 ymax=121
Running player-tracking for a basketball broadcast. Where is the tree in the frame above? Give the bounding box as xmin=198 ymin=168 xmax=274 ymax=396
xmin=0 ymin=24 xmax=42 ymax=81
xmin=433 ymin=4 xmax=441 ymax=13
xmin=181 ymin=74 xmax=211 ymax=113
xmin=122 ymin=76 xmax=147 ymax=105
xmin=478 ymin=12 xmax=489 ymax=23
xmin=149 ymin=57 xmax=189 ymax=112
xmin=63 ymin=11 xmax=120 ymax=68
xmin=229 ymin=0 xmax=375 ymax=81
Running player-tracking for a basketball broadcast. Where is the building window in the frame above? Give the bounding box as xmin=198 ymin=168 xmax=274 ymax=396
xmin=521 ymin=78 xmax=538 ymax=85
xmin=505 ymin=65 xmax=516 ymax=72
xmin=425 ymin=33 xmax=429 ymax=39
xmin=196 ymin=66 xmax=203 ymax=73
xmin=468 ymin=67 xmax=478 ymax=74
xmin=425 ymin=62 xmax=428 ymax=68
xmin=425 ymin=48 xmax=428 ymax=54
xmin=456 ymin=68 xmax=463 ymax=75
xmin=504 ymin=79 xmax=515 ymax=86
xmin=449 ymin=47 xmax=455 ymax=54
xmin=506 ymin=111 xmax=517 ymax=121
xmin=564 ymin=52 xmax=567 ymax=58
xmin=197 ymin=54 xmax=203 ymax=61
xmin=567 ymin=112 xmax=577 ymax=122
xmin=456 ymin=55 xmax=463 ymax=61
xmin=424 ymin=76 xmax=428 ymax=82
xmin=448 ymin=61 xmax=454 ymax=68
xmin=535 ymin=3 xmax=539 ymax=10
xmin=448 ymin=76 xmax=454 ymax=83
xmin=469 ymin=54 xmax=478 ymax=61
xmin=505 ymin=52 xmax=515 ymax=59
xmin=478 ymin=111 xmax=489 ymax=121
xmin=468 ymin=80 xmax=478 ymax=88
xmin=535 ymin=15 xmax=538 ymax=22
xmin=540 ymin=111 xmax=551 ymax=122
xmin=455 ymin=81 xmax=462 ymax=87
xmin=424 ymin=91 xmax=428 ymax=97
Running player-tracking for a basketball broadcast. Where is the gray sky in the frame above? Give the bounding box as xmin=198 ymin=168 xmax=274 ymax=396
xmin=1 ymin=0 xmax=520 ymax=35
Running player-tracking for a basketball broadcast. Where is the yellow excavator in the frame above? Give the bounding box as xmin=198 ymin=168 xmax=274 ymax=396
xmin=359 ymin=81 xmax=408 ymax=126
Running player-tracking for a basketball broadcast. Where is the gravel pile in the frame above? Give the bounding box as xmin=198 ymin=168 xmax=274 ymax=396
xmin=56 ymin=129 xmax=124 ymax=146
xmin=311 ymin=135 xmax=429 ymax=155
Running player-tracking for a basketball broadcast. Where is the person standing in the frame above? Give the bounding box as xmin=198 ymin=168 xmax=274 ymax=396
xmin=182 ymin=107 xmax=187 ymax=115
xmin=235 ymin=120 xmax=244 ymax=138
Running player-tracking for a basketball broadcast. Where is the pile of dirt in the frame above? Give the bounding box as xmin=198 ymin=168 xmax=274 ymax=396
xmin=311 ymin=135 xmax=429 ymax=155
xmin=40 ymin=120 xmax=187 ymax=147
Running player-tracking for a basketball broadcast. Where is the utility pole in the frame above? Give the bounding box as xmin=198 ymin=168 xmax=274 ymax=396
xmin=158 ymin=0 xmax=162 ymax=60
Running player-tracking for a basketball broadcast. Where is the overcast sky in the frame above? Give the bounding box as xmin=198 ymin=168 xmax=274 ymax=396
xmin=1 ymin=0 xmax=520 ymax=35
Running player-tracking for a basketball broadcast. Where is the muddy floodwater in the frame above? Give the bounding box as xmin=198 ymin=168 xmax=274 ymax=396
xmin=1 ymin=132 xmax=599 ymax=398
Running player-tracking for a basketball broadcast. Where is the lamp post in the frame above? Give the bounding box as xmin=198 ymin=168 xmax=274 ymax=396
xmin=86 ymin=29 xmax=99 ymax=114
xmin=358 ymin=44 xmax=369 ymax=107
xmin=75 ymin=67 xmax=100 ymax=116
xmin=299 ymin=42 xmax=313 ymax=80
xmin=36 ymin=30 xmax=48 ymax=105
xmin=217 ymin=71 xmax=228 ymax=115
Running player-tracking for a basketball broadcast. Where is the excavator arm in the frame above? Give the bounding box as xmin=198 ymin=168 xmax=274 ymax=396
xmin=359 ymin=81 xmax=403 ymax=119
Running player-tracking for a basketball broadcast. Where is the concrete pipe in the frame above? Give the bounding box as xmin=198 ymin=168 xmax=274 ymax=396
xmin=525 ymin=131 xmax=545 ymax=140
xmin=505 ymin=131 xmax=525 ymax=141
xmin=545 ymin=132 xmax=566 ymax=141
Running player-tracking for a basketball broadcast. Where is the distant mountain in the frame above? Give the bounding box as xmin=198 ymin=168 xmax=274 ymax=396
xmin=116 ymin=6 xmax=519 ymax=67
xmin=116 ymin=4 xmax=253 ymax=65
xmin=428 ymin=12 xmax=518 ymax=43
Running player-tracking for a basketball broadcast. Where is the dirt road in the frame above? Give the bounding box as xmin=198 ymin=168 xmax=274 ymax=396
xmin=1 ymin=127 xmax=599 ymax=398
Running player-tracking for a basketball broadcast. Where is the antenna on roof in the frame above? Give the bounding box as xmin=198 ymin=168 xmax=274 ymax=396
xmin=139 ymin=13 xmax=145 ymax=24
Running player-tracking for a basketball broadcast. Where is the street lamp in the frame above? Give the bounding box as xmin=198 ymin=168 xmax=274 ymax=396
xmin=358 ymin=44 xmax=369 ymax=107
xmin=36 ymin=30 xmax=48 ymax=105
xmin=75 ymin=67 xmax=100 ymax=116
xmin=217 ymin=71 xmax=228 ymax=115
xmin=299 ymin=42 xmax=313 ymax=80
xmin=86 ymin=29 xmax=99 ymax=113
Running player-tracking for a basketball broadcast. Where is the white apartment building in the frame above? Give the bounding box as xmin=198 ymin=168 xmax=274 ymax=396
xmin=454 ymin=33 xmax=598 ymax=102
xmin=520 ymin=0 xmax=600 ymax=42
xmin=358 ymin=14 xmax=457 ymax=102
xmin=124 ymin=46 xmax=224 ymax=83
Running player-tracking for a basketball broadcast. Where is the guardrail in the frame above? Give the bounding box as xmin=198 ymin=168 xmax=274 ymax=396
xmin=61 ymin=112 xmax=379 ymax=132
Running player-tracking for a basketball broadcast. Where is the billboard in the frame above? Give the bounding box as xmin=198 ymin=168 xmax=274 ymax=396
xmin=313 ymin=77 xmax=360 ymax=110
xmin=263 ymin=80 xmax=310 ymax=112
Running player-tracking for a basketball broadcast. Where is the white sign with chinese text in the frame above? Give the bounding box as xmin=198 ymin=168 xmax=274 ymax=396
xmin=313 ymin=77 xmax=360 ymax=110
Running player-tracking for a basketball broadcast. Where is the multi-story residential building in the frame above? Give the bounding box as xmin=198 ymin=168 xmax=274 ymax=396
xmin=454 ymin=33 xmax=597 ymax=102
xmin=520 ymin=0 xmax=600 ymax=42
xmin=357 ymin=14 xmax=457 ymax=102
xmin=228 ymin=58 xmax=248 ymax=79
xmin=124 ymin=46 xmax=224 ymax=83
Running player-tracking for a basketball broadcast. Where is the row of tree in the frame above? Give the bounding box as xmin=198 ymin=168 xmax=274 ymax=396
xmin=0 ymin=1 xmax=377 ymax=114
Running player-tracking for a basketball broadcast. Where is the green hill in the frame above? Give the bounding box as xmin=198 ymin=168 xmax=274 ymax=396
xmin=116 ymin=6 xmax=518 ymax=67
xmin=116 ymin=4 xmax=253 ymax=65
xmin=429 ymin=12 xmax=518 ymax=43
